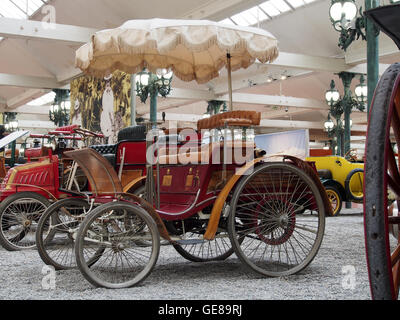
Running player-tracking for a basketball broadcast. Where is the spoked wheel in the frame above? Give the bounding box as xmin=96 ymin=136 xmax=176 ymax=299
xmin=0 ymin=192 xmax=50 ymax=251
xmin=325 ymin=185 xmax=342 ymax=216
xmin=75 ymin=201 xmax=160 ymax=289
xmin=228 ymin=162 xmax=325 ymax=277
xmin=364 ymin=63 xmax=400 ymax=300
xmin=36 ymin=198 xmax=100 ymax=270
xmin=172 ymin=215 xmax=236 ymax=262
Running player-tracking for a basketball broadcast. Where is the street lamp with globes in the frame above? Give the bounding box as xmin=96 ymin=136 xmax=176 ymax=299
xmin=135 ymin=68 xmax=173 ymax=125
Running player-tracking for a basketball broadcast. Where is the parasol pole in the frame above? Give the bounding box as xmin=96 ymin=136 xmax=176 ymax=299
xmin=227 ymin=53 xmax=233 ymax=112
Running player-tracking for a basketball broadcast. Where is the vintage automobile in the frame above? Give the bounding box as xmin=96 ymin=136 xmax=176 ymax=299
xmin=0 ymin=125 xmax=107 ymax=251
xmin=35 ymin=110 xmax=332 ymax=289
xmin=0 ymin=125 xmax=150 ymax=251
xmin=363 ymin=3 xmax=400 ymax=300
xmin=306 ymin=149 xmax=364 ymax=216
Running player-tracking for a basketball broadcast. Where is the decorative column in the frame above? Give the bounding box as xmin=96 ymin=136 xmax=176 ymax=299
xmin=365 ymin=0 xmax=380 ymax=115
xmin=338 ymin=72 xmax=356 ymax=156
xmin=130 ymin=74 xmax=137 ymax=126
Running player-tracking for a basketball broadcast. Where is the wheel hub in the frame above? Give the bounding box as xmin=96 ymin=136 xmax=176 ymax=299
xmin=254 ymin=199 xmax=296 ymax=245
xmin=23 ymin=220 xmax=31 ymax=228
xmin=112 ymin=242 xmax=125 ymax=252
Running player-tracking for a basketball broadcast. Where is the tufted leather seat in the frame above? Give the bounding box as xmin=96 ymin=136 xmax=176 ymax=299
xmin=90 ymin=144 xmax=117 ymax=166
xmin=90 ymin=144 xmax=117 ymax=154
xmin=197 ymin=110 xmax=261 ymax=131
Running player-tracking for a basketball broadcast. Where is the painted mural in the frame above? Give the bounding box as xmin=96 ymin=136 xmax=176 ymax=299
xmin=70 ymin=70 xmax=131 ymax=144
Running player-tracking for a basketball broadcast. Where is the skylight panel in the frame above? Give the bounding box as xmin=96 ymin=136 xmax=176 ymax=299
xmin=0 ymin=1 xmax=27 ymax=19
xmin=230 ymin=13 xmax=253 ymax=26
xmin=219 ymin=18 xmax=235 ymax=25
xmin=28 ymin=91 xmax=56 ymax=106
xmin=259 ymin=1 xmax=281 ymax=17
xmin=27 ymin=0 xmax=46 ymax=15
xmin=241 ymin=6 xmax=269 ymax=24
xmin=285 ymin=0 xmax=305 ymax=8
xmin=0 ymin=0 xmax=48 ymax=20
xmin=269 ymin=0 xmax=291 ymax=13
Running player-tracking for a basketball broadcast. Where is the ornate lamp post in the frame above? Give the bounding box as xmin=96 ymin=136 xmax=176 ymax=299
xmin=329 ymin=0 xmax=380 ymax=115
xmin=49 ymin=89 xmax=70 ymax=127
xmin=329 ymin=0 xmax=358 ymax=33
xmin=135 ymin=68 xmax=173 ymax=126
xmin=325 ymin=80 xmax=342 ymax=155
xmin=324 ymin=74 xmax=366 ymax=156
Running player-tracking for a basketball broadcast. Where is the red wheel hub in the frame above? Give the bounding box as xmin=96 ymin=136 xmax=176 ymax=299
xmin=253 ymin=197 xmax=296 ymax=245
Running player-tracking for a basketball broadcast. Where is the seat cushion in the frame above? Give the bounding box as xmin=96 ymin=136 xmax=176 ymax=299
xmin=118 ymin=125 xmax=146 ymax=142
xmin=197 ymin=110 xmax=261 ymax=130
xmin=89 ymin=144 xmax=117 ymax=167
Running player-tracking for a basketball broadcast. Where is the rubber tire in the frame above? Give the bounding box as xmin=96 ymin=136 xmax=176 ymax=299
xmin=345 ymin=168 xmax=364 ymax=203
xmin=228 ymin=162 xmax=326 ymax=277
xmin=325 ymin=185 xmax=343 ymax=216
xmin=75 ymin=201 xmax=160 ymax=289
xmin=0 ymin=192 xmax=50 ymax=251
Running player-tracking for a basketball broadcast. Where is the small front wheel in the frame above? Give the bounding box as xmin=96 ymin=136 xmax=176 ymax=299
xmin=228 ymin=162 xmax=325 ymax=277
xmin=75 ymin=201 xmax=160 ymax=289
xmin=0 ymin=192 xmax=50 ymax=251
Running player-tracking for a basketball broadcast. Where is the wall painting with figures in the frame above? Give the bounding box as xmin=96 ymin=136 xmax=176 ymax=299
xmin=70 ymin=70 xmax=131 ymax=144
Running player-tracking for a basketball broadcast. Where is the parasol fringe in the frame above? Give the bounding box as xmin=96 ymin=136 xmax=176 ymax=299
xmin=75 ymin=21 xmax=279 ymax=82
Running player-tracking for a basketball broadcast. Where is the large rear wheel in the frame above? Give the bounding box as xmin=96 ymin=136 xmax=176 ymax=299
xmin=228 ymin=162 xmax=325 ymax=277
xmin=364 ymin=62 xmax=400 ymax=300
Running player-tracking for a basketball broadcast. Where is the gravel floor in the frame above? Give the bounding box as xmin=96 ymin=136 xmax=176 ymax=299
xmin=0 ymin=208 xmax=371 ymax=300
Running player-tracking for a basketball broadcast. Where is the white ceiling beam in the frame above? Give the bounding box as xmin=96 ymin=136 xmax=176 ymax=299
xmin=262 ymin=107 xmax=315 ymax=119
xmin=270 ymin=52 xmax=348 ymax=73
xmin=57 ymin=69 xmax=84 ymax=83
xmin=18 ymin=120 xmax=56 ymax=129
xmin=0 ymin=17 xmax=96 ymax=45
xmin=169 ymin=87 xmax=215 ymax=101
xmin=6 ymin=89 xmax=50 ymax=109
xmin=0 ymin=73 xmax=62 ymax=89
xmin=214 ymin=68 xmax=311 ymax=95
xmin=136 ymin=99 xmax=199 ymax=115
xmin=345 ymin=35 xmax=399 ymax=65
xmin=217 ymin=92 xmax=328 ymax=110
xmin=0 ymin=104 xmax=50 ymax=115
xmin=345 ymin=63 xmax=392 ymax=76
xmin=142 ymin=112 xmax=202 ymax=123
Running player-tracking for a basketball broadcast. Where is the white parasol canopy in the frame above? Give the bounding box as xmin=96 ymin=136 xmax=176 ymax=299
xmin=75 ymin=18 xmax=279 ymax=84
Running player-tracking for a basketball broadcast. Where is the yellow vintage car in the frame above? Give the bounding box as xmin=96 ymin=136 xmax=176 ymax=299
xmin=306 ymin=150 xmax=364 ymax=216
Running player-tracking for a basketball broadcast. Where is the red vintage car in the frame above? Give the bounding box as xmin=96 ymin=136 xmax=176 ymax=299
xmin=0 ymin=124 xmax=149 ymax=251
xmin=35 ymin=111 xmax=332 ymax=289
